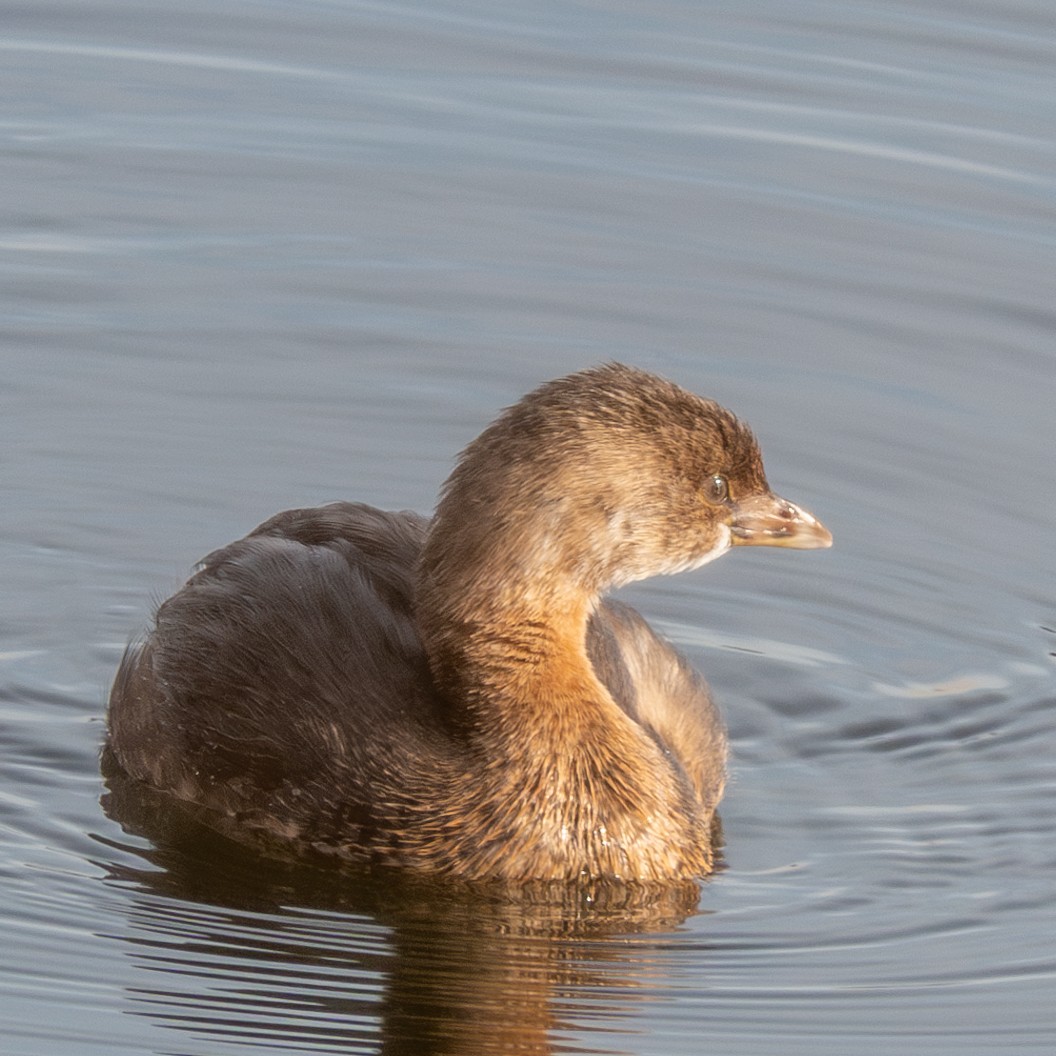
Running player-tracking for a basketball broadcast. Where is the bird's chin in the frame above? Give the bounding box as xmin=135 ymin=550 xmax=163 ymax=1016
xmin=602 ymin=528 xmax=733 ymax=590
xmin=658 ymin=527 xmax=733 ymax=577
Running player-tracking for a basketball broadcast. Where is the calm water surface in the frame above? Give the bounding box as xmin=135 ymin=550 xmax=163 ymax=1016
xmin=2 ymin=1 xmax=1055 ymax=1053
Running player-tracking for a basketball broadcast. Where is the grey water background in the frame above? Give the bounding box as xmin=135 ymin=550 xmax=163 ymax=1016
xmin=2 ymin=1 xmax=1055 ymax=1053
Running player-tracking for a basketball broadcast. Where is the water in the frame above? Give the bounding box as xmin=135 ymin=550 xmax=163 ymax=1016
xmin=2 ymin=1 xmax=1055 ymax=1052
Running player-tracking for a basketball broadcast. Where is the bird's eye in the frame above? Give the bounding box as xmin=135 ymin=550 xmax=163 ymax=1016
xmin=705 ymin=474 xmax=729 ymax=504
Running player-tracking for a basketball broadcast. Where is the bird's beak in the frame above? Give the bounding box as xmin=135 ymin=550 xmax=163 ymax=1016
xmin=728 ymin=491 xmax=833 ymax=550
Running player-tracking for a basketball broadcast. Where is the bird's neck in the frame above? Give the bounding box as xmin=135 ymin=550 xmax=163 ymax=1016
xmin=418 ymin=566 xmax=608 ymax=740
xmin=415 ymin=529 xmax=714 ymax=881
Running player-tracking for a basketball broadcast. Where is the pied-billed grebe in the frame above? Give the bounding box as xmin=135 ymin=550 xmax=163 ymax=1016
xmin=106 ymin=364 xmax=831 ymax=883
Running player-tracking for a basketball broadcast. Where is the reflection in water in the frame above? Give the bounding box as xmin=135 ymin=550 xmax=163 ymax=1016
xmin=101 ymin=770 xmax=709 ymax=1055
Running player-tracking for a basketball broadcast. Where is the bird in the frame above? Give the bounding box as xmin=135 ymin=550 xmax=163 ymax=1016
xmin=105 ymin=363 xmax=831 ymax=883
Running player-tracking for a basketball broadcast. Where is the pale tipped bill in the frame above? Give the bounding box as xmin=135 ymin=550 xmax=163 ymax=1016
xmin=728 ymin=492 xmax=833 ymax=550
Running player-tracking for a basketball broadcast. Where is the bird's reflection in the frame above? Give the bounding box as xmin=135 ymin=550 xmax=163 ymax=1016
xmin=100 ymin=769 xmax=718 ymax=1055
